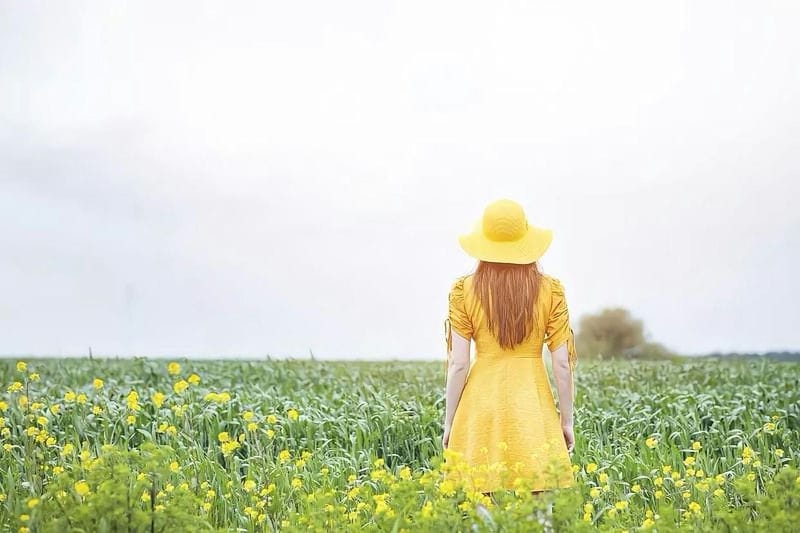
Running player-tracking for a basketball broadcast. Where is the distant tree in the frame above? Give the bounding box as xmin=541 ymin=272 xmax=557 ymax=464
xmin=575 ymin=307 xmax=675 ymax=360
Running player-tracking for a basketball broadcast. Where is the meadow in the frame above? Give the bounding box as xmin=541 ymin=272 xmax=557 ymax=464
xmin=0 ymin=356 xmax=798 ymax=532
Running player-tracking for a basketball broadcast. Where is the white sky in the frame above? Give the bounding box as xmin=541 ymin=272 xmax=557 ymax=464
xmin=1 ymin=1 xmax=799 ymax=359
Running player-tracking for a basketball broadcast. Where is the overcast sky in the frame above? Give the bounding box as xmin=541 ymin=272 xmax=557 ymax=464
xmin=1 ymin=1 xmax=798 ymax=359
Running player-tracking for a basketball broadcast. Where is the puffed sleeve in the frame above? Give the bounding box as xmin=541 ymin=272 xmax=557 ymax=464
xmin=444 ymin=276 xmax=473 ymax=381
xmin=445 ymin=276 xmax=473 ymax=352
xmin=545 ymin=277 xmax=578 ymax=371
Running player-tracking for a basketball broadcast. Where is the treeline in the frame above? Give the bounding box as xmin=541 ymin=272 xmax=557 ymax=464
xmin=695 ymin=351 xmax=800 ymax=362
xmin=574 ymin=307 xmax=798 ymax=361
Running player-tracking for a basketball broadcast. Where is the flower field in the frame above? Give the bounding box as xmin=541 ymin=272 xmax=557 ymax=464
xmin=0 ymin=357 xmax=798 ymax=532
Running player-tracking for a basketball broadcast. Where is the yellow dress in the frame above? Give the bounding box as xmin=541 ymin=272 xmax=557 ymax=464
xmin=443 ymin=273 xmax=578 ymax=493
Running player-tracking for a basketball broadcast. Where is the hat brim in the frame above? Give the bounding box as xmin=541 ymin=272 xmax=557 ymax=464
xmin=458 ymin=221 xmax=553 ymax=264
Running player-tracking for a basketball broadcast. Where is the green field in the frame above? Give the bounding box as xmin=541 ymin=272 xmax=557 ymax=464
xmin=0 ymin=357 xmax=798 ymax=532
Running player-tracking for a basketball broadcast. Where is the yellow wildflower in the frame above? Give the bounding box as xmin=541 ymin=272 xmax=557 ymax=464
xmin=126 ymin=390 xmax=139 ymax=411
xmin=421 ymin=501 xmax=433 ymax=518
xmin=151 ymin=392 xmax=166 ymax=408
xmin=438 ymin=479 xmax=456 ymax=496
xmin=173 ymin=380 xmax=189 ymax=394
xmin=74 ymin=480 xmax=91 ymax=497
xmin=167 ymin=362 xmax=181 ymax=375
xmin=93 ymin=378 xmax=104 ymax=390
xmin=221 ymin=441 xmax=240 ymax=456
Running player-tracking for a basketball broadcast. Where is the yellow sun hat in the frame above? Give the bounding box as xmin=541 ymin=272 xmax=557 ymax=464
xmin=458 ymin=199 xmax=553 ymax=264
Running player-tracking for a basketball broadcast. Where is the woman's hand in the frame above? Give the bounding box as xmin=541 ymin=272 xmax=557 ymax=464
xmin=442 ymin=424 xmax=451 ymax=449
xmin=562 ymin=422 xmax=575 ymax=453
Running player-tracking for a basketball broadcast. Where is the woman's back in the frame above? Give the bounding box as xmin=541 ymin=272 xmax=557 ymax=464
xmin=446 ymin=272 xmax=576 ymax=365
xmin=442 ymin=198 xmax=578 ymax=494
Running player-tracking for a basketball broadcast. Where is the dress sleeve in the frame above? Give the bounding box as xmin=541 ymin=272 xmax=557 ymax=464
xmin=545 ymin=277 xmax=578 ymax=371
xmin=444 ymin=276 xmax=473 ymax=380
xmin=445 ymin=276 xmax=473 ymax=351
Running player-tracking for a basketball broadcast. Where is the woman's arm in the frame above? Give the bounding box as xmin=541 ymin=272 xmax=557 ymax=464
xmin=550 ymin=343 xmax=575 ymax=450
xmin=443 ymin=330 xmax=470 ymax=447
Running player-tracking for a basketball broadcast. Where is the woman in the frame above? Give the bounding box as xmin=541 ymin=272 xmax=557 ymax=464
xmin=442 ymin=198 xmax=578 ymax=499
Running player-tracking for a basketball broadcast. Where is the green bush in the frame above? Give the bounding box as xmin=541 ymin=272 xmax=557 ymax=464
xmin=30 ymin=442 xmax=216 ymax=533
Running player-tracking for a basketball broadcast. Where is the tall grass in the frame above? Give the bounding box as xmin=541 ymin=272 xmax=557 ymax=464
xmin=0 ymin=357 xmax=797 ymax=531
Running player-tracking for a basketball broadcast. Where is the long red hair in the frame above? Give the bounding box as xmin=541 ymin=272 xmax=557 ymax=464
xmin=473 ymin=260 xmax=543 ymax=350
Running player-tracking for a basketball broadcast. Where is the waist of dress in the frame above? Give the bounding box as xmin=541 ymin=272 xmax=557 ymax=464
xmin=477 ymin=352 xmax=543 ymax=359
